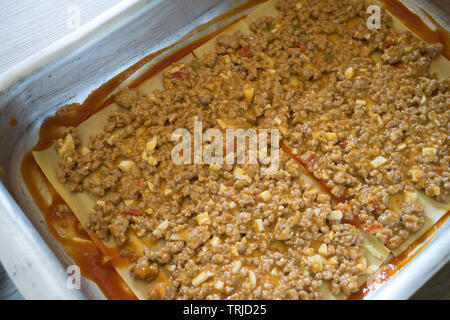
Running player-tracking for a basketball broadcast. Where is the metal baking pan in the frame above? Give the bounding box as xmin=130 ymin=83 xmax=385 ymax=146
xmin=0 ymin=0 xmax=448 ymax=299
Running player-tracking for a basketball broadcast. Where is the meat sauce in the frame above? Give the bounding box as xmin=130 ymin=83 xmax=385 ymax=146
xmin=19 ymin=0 xmax=449 ymax=299
xmin=21 ymin=0 xmax=265 ymax=300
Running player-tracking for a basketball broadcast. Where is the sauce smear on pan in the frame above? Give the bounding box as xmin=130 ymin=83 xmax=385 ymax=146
xmin=381 ymin=0 xmax=450 ymax=59
xmin=348 ymin=212 xmax=449 ymax=300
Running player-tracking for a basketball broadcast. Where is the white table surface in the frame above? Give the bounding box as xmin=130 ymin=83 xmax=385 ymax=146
xmin=0 ymin=0 xmax=122 ymax=75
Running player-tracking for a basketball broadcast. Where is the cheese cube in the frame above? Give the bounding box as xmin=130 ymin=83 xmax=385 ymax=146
xmin=420 ymin=95 xmax=426 ymax=104
xmin=244 ymin=86 xmax=254 ymax=100
xmin=119 ymin=160 xmax=135 ymax=172
xmin=318 ymin=243 xmax=328 ymax=256
xmin=146 ymin=155 xmax=158 ymax=166
xmin=422 ymin=147 xmax=436 ymax=156
xmin=157 ymin=220 xmax=169 ymax=231
xmin=410 ymin=168 xmax=423 ymax=182
xmin=258 ymin=191 xmax=272 ymax=202
xmin=218 ymin=183 xmax=228 ymax=194
xmin=192 ymin=271 xmax=213 ymax=286
xmin=214 ymin=280 xmax=224 ymax=291
xmin=404 ymin=191 xmax=417 ymax=202
xmin=210 ymin=236 xmax=222 ymax=247
xmin=310 ymin=255 xmax=323 ymax=273
xmin=370 ymin=156 xmax=387 ymax=168
xmin=254 ymin=219 xmax=264 ymax=232
xmin=248 ymin=270 xmax=256 ymax=288
xmin=324 ymin=132 xmax=337 ymax=142
xmin=344 ymin=67 xmax=354 ymax=79
xmin=209 ymin=162 xmax=222 ymax=171
xmin=196 ymin=212 xmax=211 ymax=225
xmin=328 ymin=210 xmax=343 ymax=221
xmin=233 ymin=167 xmax=252 ymax=183
xmin=356 ymin=257 xmax=367 ymax=273
xmin=123 ymin=199 xmax=134 ymax=206
xmin=217 ymin=119 xmax=227 ymax=129
xmin=170 ymin=232 xmax=185 ymax=241
xmin=146 ymin=136 xmax=158 ymax=152
xmin=231 ymin=260 xmax=242 ymax=274
xmin=57 ymin=134 xmax=75 ymax=156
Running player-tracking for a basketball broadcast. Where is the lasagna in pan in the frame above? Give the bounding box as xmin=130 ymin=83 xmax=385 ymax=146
xmin=28 ymin=0 xmax=449 ymax=299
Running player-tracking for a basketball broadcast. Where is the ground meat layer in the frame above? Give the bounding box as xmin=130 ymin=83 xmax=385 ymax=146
xmin=53 ymin=0 xmax=449 ymax=298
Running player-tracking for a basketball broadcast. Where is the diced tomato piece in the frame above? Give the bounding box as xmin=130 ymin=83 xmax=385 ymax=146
xmin=239 ymin=45 xmax=253 ymax=58
xmin=171 ymin=71 xmax=189 ymax=80
xmin=430 ymin=168 xmax=443 ymax=174
xmin=364 ymin=223 xmax=383 ymax=232
xmin=337 ymin=140 xmax=348 ymax=147
xmin=122 ymin=209 xmax=142 ymax=216
xmin=370 ymin=200 xmax=380 ymax=215
xmin=295 ymin=41 xmax=307 ymax=51
xmin=394 ymin=63 xmax=406 ymax=69
xmin=307 ymin=152 xmax=317 ymax=168
xmin=385 ymin=38 xmax=395 ymax=48
xmin=344 ymin=216 xmax=361 ymax=227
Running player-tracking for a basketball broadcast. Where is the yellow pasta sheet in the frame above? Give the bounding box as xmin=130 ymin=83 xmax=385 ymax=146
xmin=33 ymin=103 xmax=151 ymax=300
xmin=33 ymin=55 xmax=195 ymax=299
xmin=193 ymin=20 xmax=252 ymax=58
